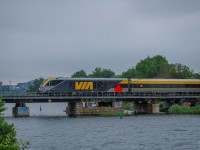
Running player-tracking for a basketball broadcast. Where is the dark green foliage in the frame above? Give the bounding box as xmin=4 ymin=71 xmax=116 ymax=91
xmin=71 ymin=67 xmax=115 ymax=78
xmin=168 ymin=104 xmax=200 ymax=114
xmin=135 ymin=55 xmax=169 ymax=78
xmin=122 ymin=102 xmax=132 ymax=110
xmin=70 ymin=55 xmax=198 ymax=79
xmin=89 ymin=67 xmax=115 ymax=78
xmin=121 ymin=67 xmax=136 ymax=78
xmin=120 ymin=55 xmax=197 ymax=79
xmin=0 ymin=97 xmax=30 ymax=149
xmin=99 ymin=111 xmax=129 ymax=116
xmin=170 ymin=63 xmax=193 ymax=79
xmin=168 ymin=104 xmax=181 ymax=113
xmin=27 ymin=77 xmax=44 ymax=92
xmin=159 ymin=102 xmax=164 ymax=112
xmin=0 ymin=99 xmax=6 ymax=115
xmin=193 ymin=73 xmax=200 ymax=79
xmin=0 ymin=98 xmax=19 ymax=149
xmin=71 ymin=70 xmax=88 ymax=78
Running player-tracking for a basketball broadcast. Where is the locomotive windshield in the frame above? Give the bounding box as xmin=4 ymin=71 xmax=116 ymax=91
xmin=46 ymin=80 xmax=63 ymax=86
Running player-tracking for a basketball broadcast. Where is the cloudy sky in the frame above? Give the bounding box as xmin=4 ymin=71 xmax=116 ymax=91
xmin=0 ymin=0 xmax=200 ymax=84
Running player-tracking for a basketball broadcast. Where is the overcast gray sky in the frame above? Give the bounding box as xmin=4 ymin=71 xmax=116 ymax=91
xmin=0 ymin=0 xmax=200 ymax=84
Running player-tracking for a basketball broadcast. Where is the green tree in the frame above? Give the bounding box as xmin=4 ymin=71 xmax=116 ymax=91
xmin=193 ymin=72 xmax=200 ymax=79
xmin=71 ymin=70 xmax=88 ymax=78
xmin=27 ymin=78 xmax=44 ymax=92
xmin=121 ymin=67 xmax=136 ymax=78
xmin=0 ymin=97 xmax=29 ymax=149
xmin=89 ymin=67 xmax=115 ymax=78
xmin=169 ymin=63 xmax=193 ymax=79
xmin=134 ymin=55 xmax=169 ymax=78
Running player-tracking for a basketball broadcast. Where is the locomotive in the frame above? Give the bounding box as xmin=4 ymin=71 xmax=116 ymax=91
xmin=38 ymin=77 xmax=200 ymax=95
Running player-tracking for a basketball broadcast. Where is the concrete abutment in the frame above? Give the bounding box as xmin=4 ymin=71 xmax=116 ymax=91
xmin=133 ymin=101 xmax=160 ymax=114
xmin=12 ymin=102 xmax=30 ymax=117
xmin=67 ymin=101 xmax=123 ymax=117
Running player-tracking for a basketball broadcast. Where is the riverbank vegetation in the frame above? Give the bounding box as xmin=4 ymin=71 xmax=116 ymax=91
xmin=99 ymin=102 xmax=132 ymax=116
xmin=122 ymin=102 xmax=132 ymax=110
xmin=168 ymin=104 xmax=200 ymax=114
xmin=99 ymin=111 xmax=129 ymax=117
xmin=0 ymin=97 xmax=29 ymax=149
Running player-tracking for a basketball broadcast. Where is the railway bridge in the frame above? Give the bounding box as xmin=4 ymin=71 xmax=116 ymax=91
xmin=2 ymin=91 xmax=200 ymax=117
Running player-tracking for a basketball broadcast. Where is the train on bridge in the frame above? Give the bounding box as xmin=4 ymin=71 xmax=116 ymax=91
xmin=38 ymin=77 xmax=200 ymax=95
xmin=5 ymin=77 xmax=200 ymax=117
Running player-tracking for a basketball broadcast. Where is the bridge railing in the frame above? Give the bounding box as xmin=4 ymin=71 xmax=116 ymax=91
xmin=2 ymin=91 xmax=200 ymax=98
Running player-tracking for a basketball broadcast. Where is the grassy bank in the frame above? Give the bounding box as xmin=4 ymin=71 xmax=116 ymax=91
xmin=99 ymin=111 xmax=129 ymax=116
xmin=168 ymin=104 xmax=200 ymax=114
xmin=99 ymin=102 xmax=133 ymax=116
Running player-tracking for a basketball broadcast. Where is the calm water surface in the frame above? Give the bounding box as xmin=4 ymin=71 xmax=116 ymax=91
xmin=4 ymin=103 xmax=200 ymax=150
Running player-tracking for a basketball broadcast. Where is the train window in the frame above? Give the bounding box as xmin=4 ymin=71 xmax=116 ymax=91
xmin=97 ymin=81 xmax=106 ymax=90
xmin=69 ymin=82 xmax=75 ymax=89
xmin=140 ymin=85 xmax=143 ymax=88
xmin=191 ymin=84 xmax=200 ymax=88
xmin=47 ymin=80 xmax=63 ymax=86
xmin=186 ymin=84 xmax=192 ymax=88
xmin=56 ymin=80 xmax=63 ymax=84
xmin=164 ymin=85 xmax=170 ymax=88
xmin=132 ymin=84 xmax=137 ymax=88
xmin=150 ymin=84 xmax=155 ymax=88
xmin=93 ymin=82 xmax=96 ymax=89
xmin=170 ymin=84 xmax=177 ymax=88
xmin=156 ymin=84 xmax=162 ymax=88
xmin=185 ymin=84 xmax=200 ymax=88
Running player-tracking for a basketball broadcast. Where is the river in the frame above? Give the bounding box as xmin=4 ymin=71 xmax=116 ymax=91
xmin=4 ymin=103 xmax=200 ymax=150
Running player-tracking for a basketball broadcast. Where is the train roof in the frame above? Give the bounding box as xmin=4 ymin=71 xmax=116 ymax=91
xmin=131 ymin=79 xmax=200 ymax=81
xmin=56 ymin=77 xmax=126 ymax=81
xmin=54 ymin=77 xmax=200 ymax=81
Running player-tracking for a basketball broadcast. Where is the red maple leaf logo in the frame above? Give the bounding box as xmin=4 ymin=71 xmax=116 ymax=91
xmin=114 ymin=84 xmax=123 ymax=92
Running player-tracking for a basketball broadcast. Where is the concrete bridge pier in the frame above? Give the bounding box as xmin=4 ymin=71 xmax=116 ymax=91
xmin=180 ymin=101 xmax=191 ymax=107
xmin=163 ymin=101 xmax=175 ymax=112
xmin=134 ymin=102 xmax=152 ymax=114
xmin=67 ymin=102 xmax=83 ymax=117
xmin=12 ymin=102 xmax=30 ymax=117
xmin=133 ymin=101 xmax=160 ymax=114
xmin=67 ymin=101 xmax=123 ymax=117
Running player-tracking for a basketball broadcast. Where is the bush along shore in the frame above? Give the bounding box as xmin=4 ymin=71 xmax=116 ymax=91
xmin=99 ymin=110 xmax=131 ymax=117
xmin=99 ymin=102 xmax=133 ymax=116
xmin=168 ymin=104 xmax=200 ymax=114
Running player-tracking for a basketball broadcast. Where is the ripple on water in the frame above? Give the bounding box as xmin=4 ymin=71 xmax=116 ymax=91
xmin=5 ymin=115 xmax=200 ymax=150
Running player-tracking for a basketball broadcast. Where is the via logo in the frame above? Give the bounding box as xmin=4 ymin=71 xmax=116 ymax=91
xmin=75 ymin=82 xmax=93 ymax=90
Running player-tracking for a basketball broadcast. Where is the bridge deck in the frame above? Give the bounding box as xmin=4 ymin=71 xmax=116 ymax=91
xmin=2 ymin=92 xmax=200 ymax=103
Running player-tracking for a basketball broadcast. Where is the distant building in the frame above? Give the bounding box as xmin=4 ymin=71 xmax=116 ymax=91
xmin=0 ymin=80 xmax=34 ymax=94
xmin=2 ymin=85 xmax=11 ymax=93
xmin=15 ymin=81 xmax=34 ymax=93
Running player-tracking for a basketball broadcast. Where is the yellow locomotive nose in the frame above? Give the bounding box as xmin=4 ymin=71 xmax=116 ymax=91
xmin=39 ymin=77 xmax=55 ymax=89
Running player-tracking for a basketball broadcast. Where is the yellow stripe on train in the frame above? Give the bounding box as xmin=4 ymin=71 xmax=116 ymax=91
xmin=119 ymin=80 xmax=200 ymax=85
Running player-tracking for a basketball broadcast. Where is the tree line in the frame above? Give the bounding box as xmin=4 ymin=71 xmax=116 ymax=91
xmin=71 ymin=55 xmax=200 ymax=79
xmin=28 ymin=55 xmax=200 ymax=92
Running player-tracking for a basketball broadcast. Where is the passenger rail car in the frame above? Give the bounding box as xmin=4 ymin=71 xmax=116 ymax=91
xmin=38 ymin=78 xmax=200 ymax=95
